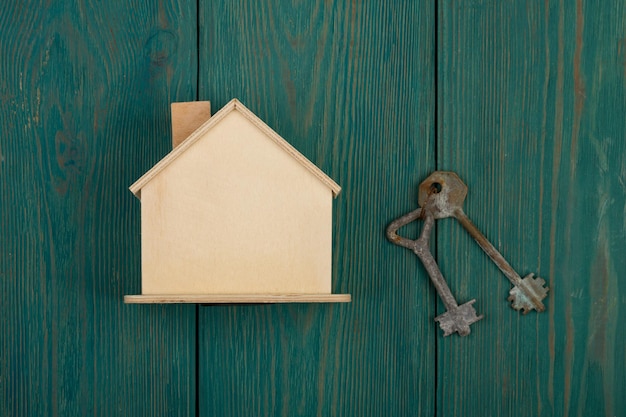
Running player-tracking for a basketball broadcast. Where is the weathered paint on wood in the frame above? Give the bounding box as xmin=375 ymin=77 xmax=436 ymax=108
xmin=0 ymin=0 xmax=198 ymax=415
xmin=3 ymin=0 xmax=624 ymax=416
xmin=197 ymin=1 xmax=436 ymax=416
xmin=438 ymin=1 xmax=626 ymax=416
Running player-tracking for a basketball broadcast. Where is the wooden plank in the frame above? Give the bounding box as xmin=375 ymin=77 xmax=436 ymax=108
xmin=198 ymin=1 xmax=437 ymax=416
xmin=438 ymin=1 xmax=626 ymax=416
xmin=0 ymin=1 xmax=197 ymax=415
xmin=124 ymin=294 xmax=351 ymax=304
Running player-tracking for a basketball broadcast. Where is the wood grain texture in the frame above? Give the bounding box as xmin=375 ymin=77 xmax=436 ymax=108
xmin=0 ymin=0 xmax=197 ymax=415
xmin=438 ymin=1 xmax=626 ymax=416
xmin=198 ymin=1 xmax=436 ymax=416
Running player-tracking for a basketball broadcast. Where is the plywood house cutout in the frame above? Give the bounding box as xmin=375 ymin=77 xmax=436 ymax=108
xmin=124 ymin=99 xmax=350 ymax=304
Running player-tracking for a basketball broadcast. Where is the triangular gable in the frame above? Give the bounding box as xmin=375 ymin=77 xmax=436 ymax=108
xmin=129 ymin=99 xmax=341 ymax=198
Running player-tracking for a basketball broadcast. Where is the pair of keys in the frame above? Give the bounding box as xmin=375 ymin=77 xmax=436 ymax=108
xmin=386 ymin=172 xmax=549 ymax=337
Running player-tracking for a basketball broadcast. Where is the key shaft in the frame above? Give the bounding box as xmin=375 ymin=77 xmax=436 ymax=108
xmin=413 ymin=213 xmax=459 ymax=311
xmin=453 ymin=208 xmax=524 ymax=287
xmin=453 ymin=208 xmax=547 ymax=312
xmin=387 ymin=205 xmax=482 ymax=336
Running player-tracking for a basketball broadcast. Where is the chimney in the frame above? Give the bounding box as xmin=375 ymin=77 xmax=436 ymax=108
xmin=170 ymin=101 xmax=212 ymax=148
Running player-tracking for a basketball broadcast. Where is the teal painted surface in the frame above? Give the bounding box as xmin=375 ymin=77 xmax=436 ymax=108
xmin=197 ymin=1 xmax=436 ymax=416
xmin=2 ymin=1 xmax=625 ymax=416
xmin=438 ymin=1 xmax=626 ymax=416
xmin=0 ymin=1 xmax=197 ymax=415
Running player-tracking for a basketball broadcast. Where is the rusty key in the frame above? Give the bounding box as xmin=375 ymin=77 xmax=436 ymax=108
xmin=387 ymin=180 xmax=483 ymax=337
xmin=418 ymin=172 xmax=550 ymax=313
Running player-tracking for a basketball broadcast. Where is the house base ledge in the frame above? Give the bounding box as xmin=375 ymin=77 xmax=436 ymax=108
xmin=124 ymin=293 xmax=351 ymax=304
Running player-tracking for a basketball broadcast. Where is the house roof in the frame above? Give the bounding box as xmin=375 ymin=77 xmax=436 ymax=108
xmin=129 ymin=99 xmax=341 ymax=198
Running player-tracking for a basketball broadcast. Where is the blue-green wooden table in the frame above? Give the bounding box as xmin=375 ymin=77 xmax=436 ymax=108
xmin=1 ymin=1 xmax=624 ymax=416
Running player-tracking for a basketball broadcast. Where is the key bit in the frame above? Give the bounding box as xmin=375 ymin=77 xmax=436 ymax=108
xmin=418 ymin=171 xmax=550 ymax=313
xmin=387 ymin=189 xmax=483 ymax=337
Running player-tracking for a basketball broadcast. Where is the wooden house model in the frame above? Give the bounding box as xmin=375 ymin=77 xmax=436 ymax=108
xmin=124 ymin=99 xmax=350 ymax=303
